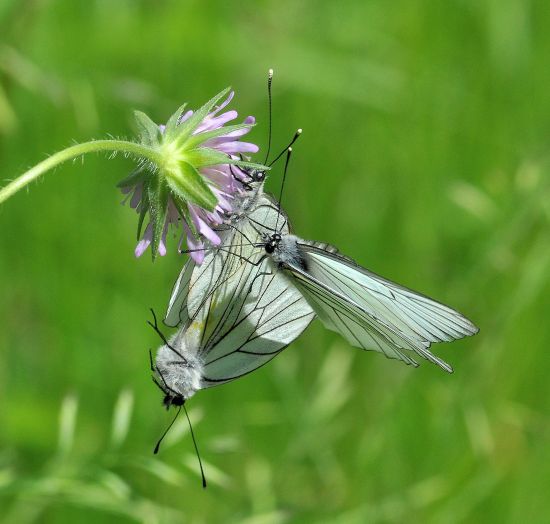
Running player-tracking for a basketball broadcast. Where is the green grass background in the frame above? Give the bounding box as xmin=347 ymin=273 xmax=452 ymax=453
xmin=1 ymin=1 xmax=549 ymax=522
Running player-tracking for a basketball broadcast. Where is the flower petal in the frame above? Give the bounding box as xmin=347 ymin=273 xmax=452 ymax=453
xmin=183 ymin=222 xmax=205 ymax=264
xmin=190 ymin=249 xmax=205 ymax=264
xmin=178 ymin=110 xmax=193 ymax=124
xmin=135 ymin=224 xmax=153 ymax=257
xmin=211 ymin=91 xmax=234 ymax=116
xmin=215 ymin=141 xmax=259 ymax=154
xmin=195 ymin=110 xmax=238 ymax=134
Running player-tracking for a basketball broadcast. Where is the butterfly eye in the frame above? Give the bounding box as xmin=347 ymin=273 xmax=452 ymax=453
xmin=265 ymin=241 xmax=276 ymax=254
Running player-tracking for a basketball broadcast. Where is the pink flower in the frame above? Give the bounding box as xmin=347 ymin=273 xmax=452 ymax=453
xmin=118 ymin=88 xmax=262 ymax=262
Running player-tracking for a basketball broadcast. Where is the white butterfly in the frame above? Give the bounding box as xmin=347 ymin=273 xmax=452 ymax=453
xmin=245 ymin=209 xmax=479 ymax=373
xmin=153 ymin=182 xmax=315 ymax=406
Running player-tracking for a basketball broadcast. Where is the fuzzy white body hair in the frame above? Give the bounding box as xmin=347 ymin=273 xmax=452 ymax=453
xmin=229 ymin=182 xmax=264 ymax=220
xmin=155 ymin=324 xmax=204 ymax=401
xmin=271 ymin=234 xmax=305 ymax=268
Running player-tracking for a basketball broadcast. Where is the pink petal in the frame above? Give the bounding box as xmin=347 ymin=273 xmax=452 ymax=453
xmin=135 ymin=239 xmax=150 ymax=257
xmin=219 ymin=116 xmax=255 ymax=138
xmin=189 ymin=206 xmax=221 ymax=245
xmin=200 ymin=222 xmax=221 ymax=244
xmin=201 ymin=167 xmax=234 ymax=189
xmin=135 ymin=224 xmax=153 ymax=257
xmin=178 ymin=110 xmax=193 ymax=124
xmin=195 ymin=110 xmax=238 ymax=133
xmin=211 ymin=188 xmax=232 ymax=212
xmin=215 ymin=141 xmax=259 ymax=154
xmin=190 ymin=249 xmax=205 ymax=264
xmin=183 ymin=222 xmax=205 ymax=264
xmin=205 ymin=209 xmax=224 ymax=223
xmin=211 ymin=91 xmax=234 ymax=116
xmin=158 ymin=226 xmax=168 ymax=256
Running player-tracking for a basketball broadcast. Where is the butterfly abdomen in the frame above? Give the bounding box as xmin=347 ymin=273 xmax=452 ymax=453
xmin=302 ymin=241 xmax=339 ymax=254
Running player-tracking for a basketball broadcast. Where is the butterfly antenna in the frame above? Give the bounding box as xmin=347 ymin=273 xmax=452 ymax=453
xmin=268 ymin=128 xmax=302 ymax=167
xmin=154 ymin=405 xmax=182 ymax=454
xmin=263 ymin=68 xmax=274 ymax=164
xmin=275 ymin=147 xmax=293 ymax=232
xmin=184 ymin=404 xmax=207 ymax=488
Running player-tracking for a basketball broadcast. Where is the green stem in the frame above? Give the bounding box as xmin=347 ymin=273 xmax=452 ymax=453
xmin=0 ymin=139 xmax=162 ymax=204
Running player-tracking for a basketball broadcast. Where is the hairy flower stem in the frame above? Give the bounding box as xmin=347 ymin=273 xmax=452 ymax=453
xmin=0 ymin=139 xmax=163 ymax=204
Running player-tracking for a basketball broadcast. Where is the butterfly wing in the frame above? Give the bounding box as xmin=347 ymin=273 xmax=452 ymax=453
xmin=300 ymin=242 xmax=478 ymax=342
xmin=281 ymin=241 xmax=478 ymax=372
xmin=284 ymin=262 xmax=433 ymax=368
xmin=167 ymin=194 xmax=315 ymax=388
xmin=198 ymin=265 xmax=315 ymax=387
xmin=164 ymin=258 xmax=194 ymax=328
xmin=163 ymin=197 xmax=260 ymax=329
xmin=164 ymin=187 xmax=282 ymax=327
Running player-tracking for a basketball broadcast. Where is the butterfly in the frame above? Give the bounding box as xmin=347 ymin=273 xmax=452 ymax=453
xmin=250 ymin=204 xmax=479 ymax=372
xmin=152 ymin=191 xmax=315 ymax=407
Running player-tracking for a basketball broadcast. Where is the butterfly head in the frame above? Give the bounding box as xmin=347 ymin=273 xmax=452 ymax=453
xmin=264 ymin=232 xmax=282 ymax=254
xmin=162 ymin=392 xmax=185 ymax=410
xmin=250 ymin=169 xmax=266 ymax=183
xmin=239 ymin=166 xmax=267 ymax=191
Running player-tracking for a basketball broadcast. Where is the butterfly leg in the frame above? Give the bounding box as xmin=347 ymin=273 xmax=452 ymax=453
xmin=229 ymin=164 xmax=252 ymax=190
xmin=151 ymin=375 xmax=165 ymax=393
xmin=154 ymin=365 xmax=182 ymax=399
xmin=150 ymin=352 xmax=175 ymax=395
xmin=223 ymin=222 xmax=257 ymax=247
xmin=147 ymin=308 xmax=188 ymax=362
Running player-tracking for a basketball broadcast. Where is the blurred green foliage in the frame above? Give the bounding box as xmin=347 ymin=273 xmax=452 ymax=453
xmin=1 ymin=0 xmax=549 ymax=522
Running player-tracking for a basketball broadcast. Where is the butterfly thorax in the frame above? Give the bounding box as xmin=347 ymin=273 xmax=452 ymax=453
xmin=266 ymin=233 xmax=308 ymax=271
xmin=228 ymin=181 xmax=264 ymax=223
xmin=155 ymin=343 xmax=203 ymax=403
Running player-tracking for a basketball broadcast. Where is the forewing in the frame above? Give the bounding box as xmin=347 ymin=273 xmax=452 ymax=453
xmin=285 ymin=263 xmax=438 ymax=369
xmin=186 ymin=194 xmax=280 ymax=323
xmin=164 ymin=258 xmax=194 ymax=328
xmin=301 ymin=243 xmax=478 ymax=343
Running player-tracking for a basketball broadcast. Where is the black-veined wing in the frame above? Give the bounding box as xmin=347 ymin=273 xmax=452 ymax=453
xmin=300 ymin=242 xmax=478 ymax=343
xmin=165 ymin=194 xmax=315 ymax=387
xmin=281 ymin=241 xmax=477 ymax=372
xmin=282 ymin=261 xmax=441 ymax=369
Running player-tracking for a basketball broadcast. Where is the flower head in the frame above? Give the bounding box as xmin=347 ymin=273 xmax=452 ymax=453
xmin=118 ymin=88 xmax=264 ymax=262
